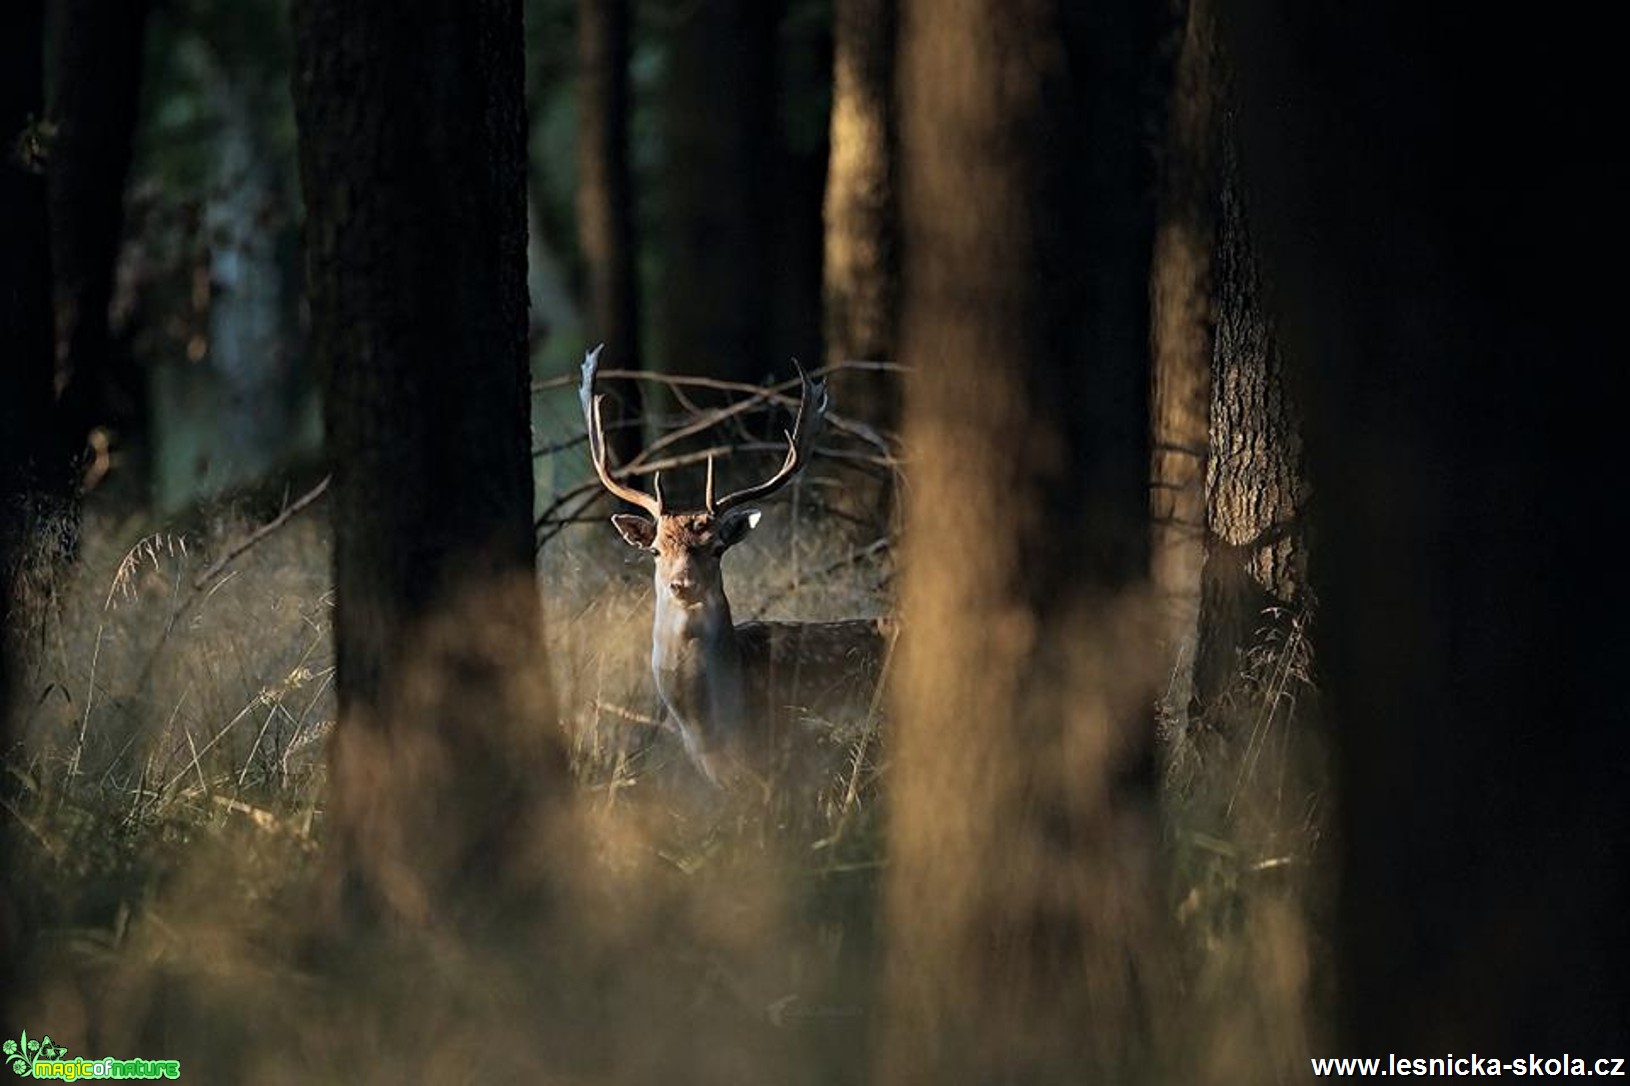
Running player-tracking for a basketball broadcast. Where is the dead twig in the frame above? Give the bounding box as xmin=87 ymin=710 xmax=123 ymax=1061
xmin=194 ymin=475 xmax=331 ymax=590
xmin=535 ymin=361 xmax=906 ymax=550
xmin=529 ymin=359 xmax=906 ymax=397
xmin=538 ymin=363 xmax=901 ymax=457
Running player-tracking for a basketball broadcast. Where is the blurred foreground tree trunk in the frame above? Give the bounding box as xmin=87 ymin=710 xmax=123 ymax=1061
xmin=822 ymin=0 xmax=897 ymax=425
xmin=293 ymin=0 xmax=565 ymax=930
xmin=1149 ymin=0 xmax=1218 ymax=717
xmin=1220 ymin=1 xmax=1627 ymax=1054
xmin=884 ymin=1 xmax=1167 ymax=1080
xmin=659 ymin=0 xmax=778 ymax=387
xmin=0 ymin=0 xmax=53 ymax=1009
xmin=821 ymin=0 xmax=899 ymax=533
xmin=576 ymin=0 xmax=642 ymax=465
xmin=1188 ymin=112 xmax=1310 ymax=721
xmin=47 ymin=0 xmax=153 ymax=497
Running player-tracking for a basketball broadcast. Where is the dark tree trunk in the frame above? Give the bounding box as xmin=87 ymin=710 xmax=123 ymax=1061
xmin=659 ymin=0 xmax=778 ymax=388
xmin=1220 ymin=1 xmax=1627 ymax=1055
xmin=1 ymin=0 xmax=56 ymax=499
xmin=1189 ymin=98 xmax=1309 ymax=720
xmin=1149 ymin=0 xmax=1218 ymax=715
xmin=770 ymin=8 xmax=829 ymax=372
xmin=884 ymin=0 xmax=1166 ymax=1079
xmin=47 ymin=0 xmax=153 ymax=492
xmin=576 ymin=0 xmax=642 ymax=466
xmin=292 ymin=0 xmax=564 ymax=928
xmin=0 ymin=0 xmax=52 ymax=1006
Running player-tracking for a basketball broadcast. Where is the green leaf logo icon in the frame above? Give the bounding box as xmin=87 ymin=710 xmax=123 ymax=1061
xmin=6 ymin=1031 xmax=28 ymax=1077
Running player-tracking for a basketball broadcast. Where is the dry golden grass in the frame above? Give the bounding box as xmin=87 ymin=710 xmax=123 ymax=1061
xmin=1163 ymin=608 xmax=1329 ymax=1084
xmin=3 ymin=480 xmax=1323 ymax=1084
xmin=3 ymin=483 xmax=894 ymax=1083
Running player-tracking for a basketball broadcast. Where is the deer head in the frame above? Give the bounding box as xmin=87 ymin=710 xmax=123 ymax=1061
xmin=579 ymin=345 xmax=828 ymax=611
xmin=581 ymin=346 xmax=878 ymax=789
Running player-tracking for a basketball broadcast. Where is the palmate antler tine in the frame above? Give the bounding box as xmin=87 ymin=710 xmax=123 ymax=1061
xmin=710 ymin=358 xmax=829 ymax=514
xmin=581 ymin=345 xmax=662 ymax=517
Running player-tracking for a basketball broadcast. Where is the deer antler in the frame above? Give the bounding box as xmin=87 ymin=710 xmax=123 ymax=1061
xmin=709 ymin=359 xmax=829 ymax=514
xmin=580 ymin=345 xmax=663 ymax=517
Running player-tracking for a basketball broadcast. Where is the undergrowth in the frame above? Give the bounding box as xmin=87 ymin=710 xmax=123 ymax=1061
xmin=2 ymin=477 xmax=1323 ymax=1083
xmin=1163 ymin=606 xmax=1329 ymax=1082
xmin=2 ymin=475 xmax=898 ymax=1082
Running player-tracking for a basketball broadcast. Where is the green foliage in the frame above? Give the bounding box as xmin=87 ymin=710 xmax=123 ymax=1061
xmin=136 ymin=0 xmax=296 ymax=192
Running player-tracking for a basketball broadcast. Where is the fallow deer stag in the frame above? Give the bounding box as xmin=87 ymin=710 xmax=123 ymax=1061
xmin=581 ymin=346 xmax=886 ymax=787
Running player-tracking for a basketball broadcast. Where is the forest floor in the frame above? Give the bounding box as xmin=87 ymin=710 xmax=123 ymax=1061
xmin=2 ymin=474 xmax=1324 ymax=1083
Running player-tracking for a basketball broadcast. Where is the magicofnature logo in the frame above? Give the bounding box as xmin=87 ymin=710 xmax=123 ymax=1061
xmin=4 ymin=1030 xmax=179 ymax=1080
xmin=5 ymin=1032 xmax=67 ymax=1076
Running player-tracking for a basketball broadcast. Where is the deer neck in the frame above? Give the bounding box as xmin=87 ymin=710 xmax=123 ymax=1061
xmin=650 ymin=587 xmax=748 ymax=748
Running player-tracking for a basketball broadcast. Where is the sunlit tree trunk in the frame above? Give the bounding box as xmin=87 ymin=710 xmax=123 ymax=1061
xmin=821 ymin=0 xmax=898 ymax=530
xmin=1189 ymin=105 xmax=1309 ymax=720
xmin=292 ymin=0 xmax=564 ymax=929
xmin=884 ymin=1 xmax=1167 ymax=1080
xmin=659 ymin=0 xmax=778 ymax=387
xmin=1149 ymin=0 xmax=1218 ymax=718
xmin=576 ymin=0 xmax=642 ymax=465
xmin=1220 ymin=0 xmax=1627 ymax=1054
xmin=822 ymin=0 xmax=897 ymax=424
xmin=47 ymin=0 xmax=153 ymax=494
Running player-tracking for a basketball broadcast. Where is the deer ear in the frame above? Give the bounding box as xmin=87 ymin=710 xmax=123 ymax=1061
xmin=611 ymin=514 xmax=657 ymax=550
xmin=716 ymin=508 xmax=761 ymax=550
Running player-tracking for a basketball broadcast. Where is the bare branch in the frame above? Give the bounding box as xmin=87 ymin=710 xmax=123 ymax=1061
xmin=193 ymin=476 xmax=331 ymax=590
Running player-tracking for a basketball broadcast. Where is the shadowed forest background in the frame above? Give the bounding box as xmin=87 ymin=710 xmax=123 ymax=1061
xmin=2 ymin=0 xmax=1624 ymax=1082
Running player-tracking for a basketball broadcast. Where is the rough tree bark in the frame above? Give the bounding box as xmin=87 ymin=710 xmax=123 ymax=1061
xmin=1149 ymin=0 xmax=1218 ymax=716
xmin=576 ymin=0 xmax=642 ymax=466
xmin=660 ymin=0 xmax=778 ymax=387
xmin=1188 ymin=98 xmax=1310 ymax=720
xmin=292 ymin=0 xmax=564 ymax=928
xmin=884 ymin=1 xmax=1167 ymax=1080
xmin=47 ymin=0 xmax=153 ymax=492
xmin=1221 ymin=0 xmax=1627 ymax=1055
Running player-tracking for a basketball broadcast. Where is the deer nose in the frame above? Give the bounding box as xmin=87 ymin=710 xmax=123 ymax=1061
xmin=668 ymin=575 xmax=697 ymax=600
